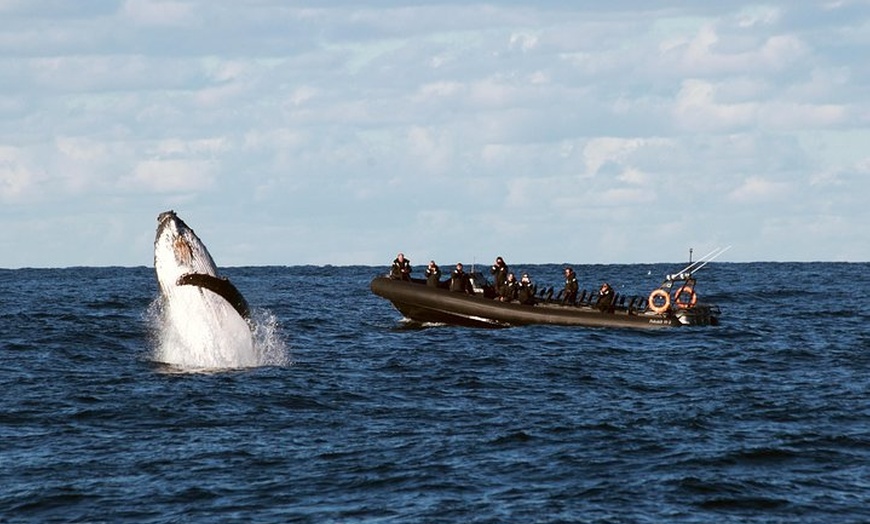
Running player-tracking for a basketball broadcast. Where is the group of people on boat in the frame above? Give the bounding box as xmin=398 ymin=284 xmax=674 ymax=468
xmin=488 ymin=256 xmax=536 ymax=305
xmin=389 ymin=252 xmax=616 ymax=311
xmin=390 ymin=253 xmax=475 ymax=294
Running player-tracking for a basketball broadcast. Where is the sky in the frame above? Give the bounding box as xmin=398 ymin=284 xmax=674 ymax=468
xmin=1 ymin=1 xmax=868 ymax=268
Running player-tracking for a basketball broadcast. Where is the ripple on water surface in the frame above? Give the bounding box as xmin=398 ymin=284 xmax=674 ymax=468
xmin=0 ymin=263 xmax=868 ymax=522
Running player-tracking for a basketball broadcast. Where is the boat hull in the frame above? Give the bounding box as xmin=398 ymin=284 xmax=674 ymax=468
xmin=370 ymin=277 xmax=716 ymax=329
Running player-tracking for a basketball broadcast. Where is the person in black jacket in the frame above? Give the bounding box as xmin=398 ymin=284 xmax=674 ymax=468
xmin=517 ymin=273 xmax=536 ymax=305
xmin=390 ymin=253 xmax=411 ymax=281
xmin=498 ymin=272 xmax=519 ymax=302
xmin=425 ymin=260 xmax=442 ymax=287
xmin=596 ymin=282 xmax=615 ymax=312
xmin=562 ymin=267 xmax=579 ymax=305
xmin=490 ymin=256 xmax=509 ymax=292
xmin=450 ymin=263 xmax=473 ymax=294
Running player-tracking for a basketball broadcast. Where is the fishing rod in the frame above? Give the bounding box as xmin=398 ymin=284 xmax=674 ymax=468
xmin=666 ymin=245 xmax=731 ymax=281
xmin=688 ymin=245 xmax=731 ymax=274
xmin=675 ymin=246 xmax=725 ymax=276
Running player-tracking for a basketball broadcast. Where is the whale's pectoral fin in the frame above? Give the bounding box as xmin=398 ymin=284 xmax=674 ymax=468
xmin=176 ymin=273 xmax=251 ymax=319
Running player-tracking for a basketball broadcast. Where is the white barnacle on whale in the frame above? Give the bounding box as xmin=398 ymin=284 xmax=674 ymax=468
xmin=152 ymin=210 xmax=259 ymax=370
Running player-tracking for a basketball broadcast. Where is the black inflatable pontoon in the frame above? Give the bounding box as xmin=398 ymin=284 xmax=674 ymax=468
xmin=371 ymin=268 xmax=720 ymax=330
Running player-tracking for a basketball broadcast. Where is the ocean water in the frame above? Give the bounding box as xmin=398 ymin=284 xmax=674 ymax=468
xmin=1 ymin=262 xmax=868 ymax=523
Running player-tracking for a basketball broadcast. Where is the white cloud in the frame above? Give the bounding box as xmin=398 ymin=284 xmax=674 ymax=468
xmin=760 ymin=101 xmax=847 ymax=130
xmin=406 ymin=126 xmax=453 ymax=175
xmin=125 ymin=159 xmax=216 ymax=193
xmin=505 ymin=177 xmax=536 ymax=207
xmin=468 ymin=77 xmax=520 ymax=108
xmin=736 ymin=6 xmax=782 ymax=28
xmin=287 ymin=86 xmax=319 ymax=107
xmin=120 ymin=0 xmax=194 ymax=27
xmin=0 ymin=146 xmax=46 ymax=203
xmin=55 ymin=137 xmax=107 ymax=163
xmin=673 ymin=79 xmax=756 ymax=132
xmin=243 ymin=129 xmax=305 ymax=152
xmin=582 ymin=137 xmax=670 ymax=176
xmin=666 ymin=24 xmax=807 ymax=77
xmin=728 ymin=176 xmax=791 ymax=203
xmin=0 ymin=1 xmax=868 ymax=266
xmin=509 ymin=32 xmax=539 ymax=52
xmin=618 ymin=167 xmax=652 ymax=187
xmin=152 ymin=138 xmax=230 ymax=157
xmin=415 ymin=81 xmax=464 ymax=101
xmin=600 ymin=187 xmax=656 ymax=206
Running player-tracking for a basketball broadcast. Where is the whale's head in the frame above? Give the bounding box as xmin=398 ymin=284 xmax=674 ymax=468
xmin=154 ymin=210 xmax=219 ymax=294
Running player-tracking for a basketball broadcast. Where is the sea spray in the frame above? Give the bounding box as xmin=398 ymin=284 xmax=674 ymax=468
xmin=147 ymin=295 xmax=288 ymax=371
xmin=248 ymin=307 xmax=290 ymax=367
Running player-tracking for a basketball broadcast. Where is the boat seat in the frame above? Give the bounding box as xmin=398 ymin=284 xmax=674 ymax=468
xmin=629 ymin=296 xmax=647 ymax=314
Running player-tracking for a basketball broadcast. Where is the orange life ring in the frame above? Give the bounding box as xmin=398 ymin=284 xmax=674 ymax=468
xmin=673 ymin=285 xmax=697 ymax=309
xmin=648 ymin=289 xmax=670 ymax=314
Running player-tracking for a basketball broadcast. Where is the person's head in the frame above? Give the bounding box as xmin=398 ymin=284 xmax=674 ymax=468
xmin=507 ymin=273 xmax=515 ymax=281
xmin=429 ymin=260 xmax=436 ymax=267
xmin=522 ymin=273 xmax=530 ymax=283
xmin=397 ymin=253 xmax=405 ymax=261
xmin=456 ymin=263 xmax=463 ymax=271
xmin=496 ymin=256 xmax=504 ymax=265
xmin=564 ymin=267 xmax=572 ymax=274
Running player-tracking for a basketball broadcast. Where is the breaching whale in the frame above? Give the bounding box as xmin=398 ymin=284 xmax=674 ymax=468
xmin=153 ymin=210 xmax=257 ymax=369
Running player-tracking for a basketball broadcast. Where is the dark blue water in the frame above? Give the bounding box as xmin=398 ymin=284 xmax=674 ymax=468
xmin=2 ymin=263 xmax=868 ymax=523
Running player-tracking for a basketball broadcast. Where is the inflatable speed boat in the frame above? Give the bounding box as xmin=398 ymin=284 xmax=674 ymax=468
xmin=370 ymin=269 xmax=720 ymax=330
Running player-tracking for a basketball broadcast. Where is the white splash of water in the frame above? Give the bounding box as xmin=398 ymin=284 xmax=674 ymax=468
xmin=147 ymin=293 xmax=289 ymax=372
xmin=248 ymin=307 xmax=291 ymax=367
